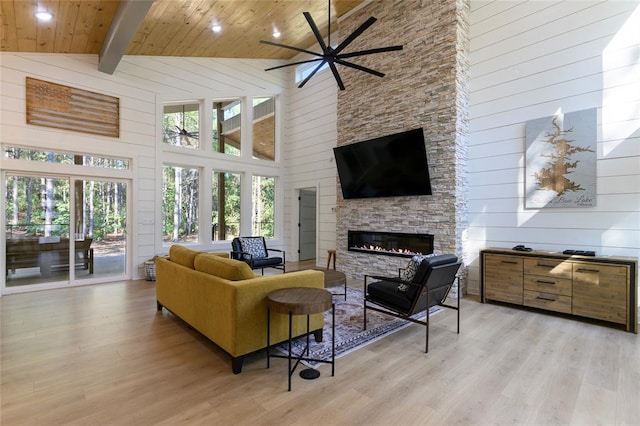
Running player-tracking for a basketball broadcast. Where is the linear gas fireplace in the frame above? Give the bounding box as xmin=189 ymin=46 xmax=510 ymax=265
xmin=348 ymin=231 xmax=434 ymax=258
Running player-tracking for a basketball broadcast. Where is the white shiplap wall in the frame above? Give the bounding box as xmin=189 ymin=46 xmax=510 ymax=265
xmin=0 ymin=53 xmax=288 ymax=286
xmin=282 ymin=64 xmax=338 ymax=265
xmin=466 ymin=1 xmax=640 ymax=294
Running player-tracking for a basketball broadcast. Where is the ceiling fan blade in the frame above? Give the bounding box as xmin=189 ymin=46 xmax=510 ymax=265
xmin=335 ymin=59 xmax=385 ymax=78
xmin=328 ymin=62 xmax=346 ymax=90
xmin=298 ymin=60 xmax=327 ymax=88
xmin=338 ymin=45 xmax=403 ymax=59
xmin=333 ymin=16 xmax=377 ymax=55
xmin=259 ymin=7 xmax=402 ymax=90
xmin=303 ymin=12 xmax=328 ymax=52
xmin=265 ymin=58 xmax=324 ymax=71
xmin=259 ymin=39 xmax=319 ymax=57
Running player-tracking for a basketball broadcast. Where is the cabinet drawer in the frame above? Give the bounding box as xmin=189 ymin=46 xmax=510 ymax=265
xmin=524 ymin=275 xmax=572 ymax=296
xmin=524 ymin=290 xmax=572 ymax=314
xmin=485 ymin=254 xmax=523 ymax=274
xmin=524 ymin=258 xmax=572 ymax=279
xmin=484 ymin=254 xmax=523 ymax=304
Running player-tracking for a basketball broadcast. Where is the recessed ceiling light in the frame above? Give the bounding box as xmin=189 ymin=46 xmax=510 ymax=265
xmin=211 ymin=24 xmax=222 ymax=33
xmin=35 ymin=10 xmax=53 ymax=21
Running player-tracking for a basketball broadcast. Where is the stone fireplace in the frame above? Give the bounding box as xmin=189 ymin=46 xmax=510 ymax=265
xmin=348 ymin=231 xmax=434 ymax=258
xmin=334 ymin=0 xmax=469 ymax=293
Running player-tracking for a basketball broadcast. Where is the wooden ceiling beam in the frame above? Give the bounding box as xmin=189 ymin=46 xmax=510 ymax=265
xmin=98 ymin=0 xmax=155 ymax=74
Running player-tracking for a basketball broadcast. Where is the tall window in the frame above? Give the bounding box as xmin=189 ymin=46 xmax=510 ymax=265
xmin=252 ymin=97 xmax=276 ymax=161
xmin=252 ymin=175 xmax=275 ymax=237
xmin=211 ymin=171 xmax=241 ymax=241
xmin=163 ymin=103 xmax=200 ymax=149
xmin=160 ymin=95 xmax=280 ymax=247
xmin=212 ymin=99 xmax=241 ymax=156
xmin=162 ymin=166 xmax=199 ymax=243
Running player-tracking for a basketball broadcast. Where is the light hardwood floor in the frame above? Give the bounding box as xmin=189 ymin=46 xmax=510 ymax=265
xmin=1 ymin=275 xmax=639 ymax=425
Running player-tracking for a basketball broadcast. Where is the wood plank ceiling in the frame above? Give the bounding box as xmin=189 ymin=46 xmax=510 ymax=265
xmin=1 ymin=0 xmax=366 ymax=59
xmin=1 ymin=0 xmax=367 ymax=158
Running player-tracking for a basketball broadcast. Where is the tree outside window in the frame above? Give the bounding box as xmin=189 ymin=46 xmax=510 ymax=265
xmin=162 ymin=166 xmax=199 ymax=243
xmin=252 ymin=175 xmax=275 ymax=237
xmin=212 ymin=171 xmax=241 ymax=241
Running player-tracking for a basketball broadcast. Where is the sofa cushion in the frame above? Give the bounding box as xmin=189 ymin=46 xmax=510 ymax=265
xmin=209 ymin=252 xmax=230 ymax=258
xmin=169 ymin=245 xmax=200 ymax=269
xmin=194 ymin=253 xmax=256 ymax=281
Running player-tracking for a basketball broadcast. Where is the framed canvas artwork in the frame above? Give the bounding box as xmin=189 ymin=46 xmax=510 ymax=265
xmin=525 ymin=108 xmax=597 ymax=208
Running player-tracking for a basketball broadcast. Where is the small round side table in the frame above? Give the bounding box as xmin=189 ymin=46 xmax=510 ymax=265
xmin=266 ymin=287 xmax=335 ymax=391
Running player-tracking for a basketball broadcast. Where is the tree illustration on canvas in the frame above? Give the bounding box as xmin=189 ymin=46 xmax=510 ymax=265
xmin=525 ymin=108 xmax=597 ymax=208
xmin=532 ymin=116 xmax=594 ymax=195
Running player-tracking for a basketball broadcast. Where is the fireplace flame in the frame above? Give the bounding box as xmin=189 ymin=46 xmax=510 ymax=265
xmin=354 ymin=244 xmax=421 ymax=256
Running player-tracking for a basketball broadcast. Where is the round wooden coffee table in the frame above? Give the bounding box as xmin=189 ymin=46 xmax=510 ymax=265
xmin=306 ymin=267 xmax=347 ymax=300
xmin=266 ymin=287 xmax=335 ymax=391
xmin=284 ymin=267 xmax=347 ymax=300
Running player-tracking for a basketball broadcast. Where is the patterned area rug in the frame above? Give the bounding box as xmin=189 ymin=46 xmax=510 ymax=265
xmin=275 ymin=286 xmax=441 ymax=368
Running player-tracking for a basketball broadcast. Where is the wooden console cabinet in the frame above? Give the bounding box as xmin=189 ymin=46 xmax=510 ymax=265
xmin=480 ymin=248 xmax=638 ymax=333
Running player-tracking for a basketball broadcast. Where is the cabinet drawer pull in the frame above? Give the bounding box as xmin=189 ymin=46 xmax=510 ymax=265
xmin=537 ymin=263 xmax=556 ymax=268
xmin=536 ymin=295 xmax=556 ymax=302
xmin=576 ymin=268 xmax=599 ymax=273
xmin=501 ymin=260 xmax=519 ymax=264
xmin=536 ymin=280 xmax=556 ymax=285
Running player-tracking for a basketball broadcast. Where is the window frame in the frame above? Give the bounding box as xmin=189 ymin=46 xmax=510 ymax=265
xmin=162 ymin=101 xmax=201 ymax=149
xmin=157 ymin=94 xmax=284 ymax=253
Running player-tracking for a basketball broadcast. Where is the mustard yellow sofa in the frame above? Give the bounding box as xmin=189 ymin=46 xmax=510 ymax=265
xmin=155 ymin=245 xmax=325 ymax=374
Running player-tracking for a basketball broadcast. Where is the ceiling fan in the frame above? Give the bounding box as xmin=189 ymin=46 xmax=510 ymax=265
xmin=163 ymin=104 xmax=199 ymax=146
xmin=260 ymin=2 xmax=403 ymax=90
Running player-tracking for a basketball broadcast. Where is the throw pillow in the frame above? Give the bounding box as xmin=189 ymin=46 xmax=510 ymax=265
xmin=239 ymin=237 xmax=267 ymax=259
xmin=398 ymin=253 xmax=439 ymax=292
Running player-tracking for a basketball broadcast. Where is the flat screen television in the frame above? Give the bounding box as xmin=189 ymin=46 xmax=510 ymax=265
xmin=333 ymin=128 xmax=432 ymax=199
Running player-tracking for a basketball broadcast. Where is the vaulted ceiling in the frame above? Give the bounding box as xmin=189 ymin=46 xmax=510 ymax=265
xmin=1 ymin=0 xmax=366 ymax=72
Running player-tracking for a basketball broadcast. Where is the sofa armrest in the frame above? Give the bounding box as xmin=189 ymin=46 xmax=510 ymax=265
xmin=227 ymin=269 xmax=325 ymax=355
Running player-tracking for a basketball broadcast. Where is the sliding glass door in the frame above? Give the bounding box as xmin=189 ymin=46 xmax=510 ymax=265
xmin=4 ymin=173 xmax=127 ymax=289
xmin=75 ymin=178 xmax=127 ymax=282
xmin=5 ymin=175 xmax=71 ymax=285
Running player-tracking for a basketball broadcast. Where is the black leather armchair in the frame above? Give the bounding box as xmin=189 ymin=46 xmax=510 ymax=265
xmin=231 ymin=236 xmax=286 ymax=275
xmin=364 ymin=254 xmax=461 ymax=352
